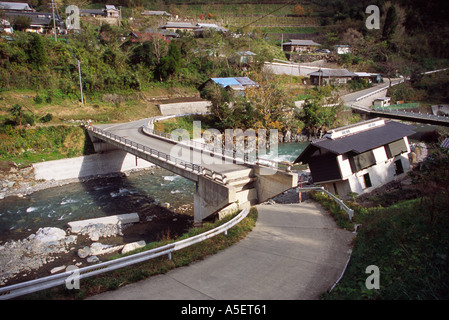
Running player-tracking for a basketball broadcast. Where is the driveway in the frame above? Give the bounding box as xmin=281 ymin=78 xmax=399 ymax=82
xmin=88 ymin=200 xmax=354 ymax=300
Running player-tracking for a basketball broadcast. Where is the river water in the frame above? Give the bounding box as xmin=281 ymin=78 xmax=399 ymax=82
xmin=0 ymin=142 xmax=308 ymax=243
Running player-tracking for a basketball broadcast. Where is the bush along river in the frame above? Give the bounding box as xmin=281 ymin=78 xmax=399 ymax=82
xmin=0 ymin=142 xmax=308 ymax=286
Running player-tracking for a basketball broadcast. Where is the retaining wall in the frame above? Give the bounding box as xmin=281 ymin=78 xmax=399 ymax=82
xmin=157 ymin=101 xmax=211 ymax=116
xmin=33 ymin=150 xmax=155 ymax=181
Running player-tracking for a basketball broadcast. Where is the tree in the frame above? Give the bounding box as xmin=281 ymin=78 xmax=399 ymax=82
xmin=409 ymin=145 xmax=449 ymax=223
xmin=201 ymin=81 xmax=234 ymax=126
xmin=155 ymin=41 xmax=181 ymax=81
xmin=12 ymin=15 xmax=31 ymax=31
xmin=10 ymin=104 xmax=23 ymax=127
xmin=382 ymin=5 xmax=398 ymax=41
xmin=28 ymin=33 xmax=48 ymax=69
xmin=293 ymin=5 xmax=305 ymax=16
xmin=300 ymin=98 xmax=339 ymax=138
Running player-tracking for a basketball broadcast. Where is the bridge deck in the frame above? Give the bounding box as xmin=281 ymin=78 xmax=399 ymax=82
xmin=93 ymin=119 xmax=255 ymax=180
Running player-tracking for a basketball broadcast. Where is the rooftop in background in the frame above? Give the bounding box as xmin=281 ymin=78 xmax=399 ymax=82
xmin=0 ymin=1 xmax=33 ymax=11
xmin=210 ymin=77 xmax=259 ymax=89
xmin=308 ymin=69 xmax=357 ymax=77
xmin=282 ymin=39 xmax=321 ymax=46
xmin=3 ymin=11 xmax=62 ymax=26
xmin=161 ymin=22 xmax=199 ymax=30
xmin=141 ymin=10 xmax=171 ymax=16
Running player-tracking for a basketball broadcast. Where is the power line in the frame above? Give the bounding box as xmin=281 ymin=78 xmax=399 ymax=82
xmin=240 ymin=0 xmax=296 ymax=29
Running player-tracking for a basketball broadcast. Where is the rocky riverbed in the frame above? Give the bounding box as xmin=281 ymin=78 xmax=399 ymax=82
xmin=0 ymin=163 xmax=194 ymax=287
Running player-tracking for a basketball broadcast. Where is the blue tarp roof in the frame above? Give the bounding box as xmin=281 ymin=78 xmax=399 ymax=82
xmin=211 ymin=77 xmax=257 ymax=88
xmin=211 ymin=78 xmax=242 ymax=87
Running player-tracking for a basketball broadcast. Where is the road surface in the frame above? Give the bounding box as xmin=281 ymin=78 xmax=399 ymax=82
xmin=88 ymin=200 xmax=354 ymax=300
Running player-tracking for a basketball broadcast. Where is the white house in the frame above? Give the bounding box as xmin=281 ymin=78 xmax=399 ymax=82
xmin=294 ymin=118 xmax=415 ymax=197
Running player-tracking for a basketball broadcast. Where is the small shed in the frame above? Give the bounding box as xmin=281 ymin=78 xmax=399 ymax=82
xmin=374 ymin=97 xmax=391 ymax=108
xmin=236 ymin=50 xmax=257 ymax=65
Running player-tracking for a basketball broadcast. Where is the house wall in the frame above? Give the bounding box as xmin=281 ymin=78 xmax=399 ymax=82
xmin=310 ymin=76 xmax=352 ymax=85
xmin=346 ymin=152 xmax=410 ymax=196
xmin=333 ymin=138 xmax=411 ymax=197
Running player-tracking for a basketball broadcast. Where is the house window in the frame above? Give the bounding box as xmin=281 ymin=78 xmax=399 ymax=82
xmin=395 ymin=159 xmax=404 ymax=175
xmin=363 ymin=173 xmax=372 ymax=189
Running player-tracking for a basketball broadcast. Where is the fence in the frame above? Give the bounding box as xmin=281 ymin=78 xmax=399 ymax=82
xmin=0 ymin=208 xmax=250 ymax=300
xmin=373 ymin=103 xmax=420 ymax=111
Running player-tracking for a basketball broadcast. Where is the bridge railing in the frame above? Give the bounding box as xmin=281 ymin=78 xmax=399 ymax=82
xmin=90 ymin=126 xmax=203 ymax=174
xmin=143 ymin=124 xmax=285 ymax=171
xmin=0 ymin=208 xmax=250 ymax=300
xmin=90 ymin=126 xmax=229 ymax=184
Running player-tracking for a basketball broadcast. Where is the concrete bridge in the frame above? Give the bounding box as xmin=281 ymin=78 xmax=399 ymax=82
xmin=87 ymin=118 xmax=297 ymax=223
xmin=350 ymin=104 xmax=449 ymax=126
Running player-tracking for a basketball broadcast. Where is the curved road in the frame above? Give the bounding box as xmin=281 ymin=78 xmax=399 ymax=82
xmin=88 ymin=200 xmax=354 ymax=300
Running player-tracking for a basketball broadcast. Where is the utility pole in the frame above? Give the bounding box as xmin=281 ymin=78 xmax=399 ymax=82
xmin=77 ymin=60 xmax=84 ymax=104
xmin=51 ymin=0 xmax=57 ymax=41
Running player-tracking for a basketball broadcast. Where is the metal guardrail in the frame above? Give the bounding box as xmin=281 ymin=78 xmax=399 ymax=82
xmin=91 ymin=126 xmax=203 ymax=175
xmin=0 ymin=208 xmax=250 ymax=300
xmin=298 ymin=186 xmax=354 ymax=220
xmin=354 ymin=79 xmax=404 ymax=102
xmin=143 ymin=122 xmax=285 ymax=171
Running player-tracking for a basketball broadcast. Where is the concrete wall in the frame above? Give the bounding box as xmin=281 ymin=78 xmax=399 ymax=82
xmin=194 ymin=175 xmax=236 ymax=222
xmin=33 ymin=150 xmax=155 ymax=181
xmin=157 ymin=101 xmax=211 ymax=116
xmin=254 ymin=167 xmax=298 ymax=203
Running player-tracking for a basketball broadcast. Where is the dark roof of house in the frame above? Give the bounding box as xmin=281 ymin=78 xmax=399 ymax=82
xmin=295 ymin=119 xmax=415 ymax=163
xmin=308 ymin=69 xmax=357 ymax=77
xmin=141 ymin=10 xmax=171 ymax=16
xmin=4 ymin=11 xmax=61 ymax=26
xmin=80 ymin=9 xmax=106 ymax=15
xmin=161 ymin=22 xmax=199 ymax=30
xmin=283 ymin=39 xmax=321 ymax=46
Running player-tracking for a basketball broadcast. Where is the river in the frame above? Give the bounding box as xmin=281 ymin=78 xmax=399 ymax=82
xmin=0 ymin=142 xmax=309 ymax=243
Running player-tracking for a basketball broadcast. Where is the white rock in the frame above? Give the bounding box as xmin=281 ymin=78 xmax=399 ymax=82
xmin=34 ymin=227 xmax=66 ymax=244
xmin=77 ymin=246 xmax=90 ymax=258
xmin=87 ymin=256 xmax=99 ymax=263
xmin=89 ymin=242 xmax=123 ymax=256
xmin=121 ymin=241 xmax=146 ymax=254
xmin=50 ymin=266 xmax=66 ymax=274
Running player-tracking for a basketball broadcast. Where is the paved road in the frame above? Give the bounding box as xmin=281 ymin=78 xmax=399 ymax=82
xmin=88 ymin=200 xmax=354 ymax=300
